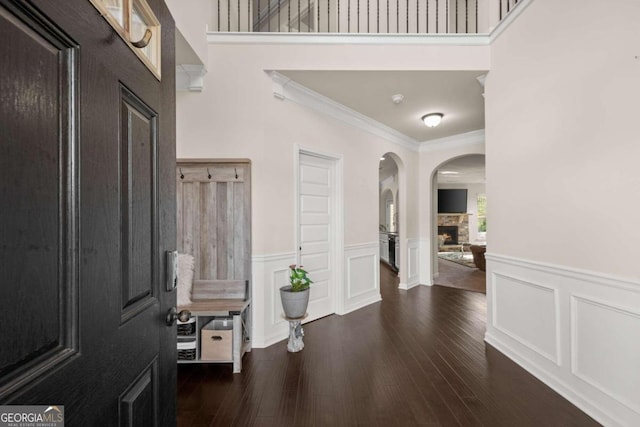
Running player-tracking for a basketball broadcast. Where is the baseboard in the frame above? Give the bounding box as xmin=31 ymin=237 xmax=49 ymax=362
xmin=342 ymin=293 xmax=382 ymax=315
xmin=254 ymin=294 xmax=382 ymax=348
xmin=259 ymin=330 xmax=288 ymax=349
xmin=399 ymin=281 xmax=420 ymax=290
xmin=484 ymin=332 xmax=615 ymax=427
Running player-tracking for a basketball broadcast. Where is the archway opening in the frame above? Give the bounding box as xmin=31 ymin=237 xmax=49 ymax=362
xmin=431 ymin=154 xmax=486 ymax=292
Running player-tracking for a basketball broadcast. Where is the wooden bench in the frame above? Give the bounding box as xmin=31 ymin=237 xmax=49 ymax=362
xmin=177 ymin=280 xmax=251 ymax=373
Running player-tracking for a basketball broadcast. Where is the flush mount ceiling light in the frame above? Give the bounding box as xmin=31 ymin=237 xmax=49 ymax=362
xmin=380 ymin=156 xmax=386 ymax=161
xmin=422 ymin=113 xmax=444 ymax=128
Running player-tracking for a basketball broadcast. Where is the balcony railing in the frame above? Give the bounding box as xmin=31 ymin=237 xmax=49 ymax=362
xmin=210 ymin=0 xmax=520 ymax=34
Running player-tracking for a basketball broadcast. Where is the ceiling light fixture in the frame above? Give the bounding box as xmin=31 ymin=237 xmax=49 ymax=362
xmin=422 ymin=113 xmax=444 ymax=128
xmin=380 ymin=157 xmax=385 ymax=161
xmin=439 ymin=171 xmax=459 ymax=175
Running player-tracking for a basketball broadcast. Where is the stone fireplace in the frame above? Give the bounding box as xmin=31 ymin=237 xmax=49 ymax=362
xmin=438 ymin=214 xmax=470 ymax=244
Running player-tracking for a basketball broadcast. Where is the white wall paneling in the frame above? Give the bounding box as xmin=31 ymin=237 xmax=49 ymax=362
xmin=252 ymin=252 xmax=297 ymax=348
xmin=571 ymin=295 xmax=640 ymax=416
xmin=344 ymin=242 xmax=381 ymax=314
xmin=485 ymin=253 xmax=640 ymax=427
xmin=418 ymin=238 xmax=432 ymax=285
xmin=401 ymin=238 xmax=420 ymax=289
xmin=492 ymin=272 xmax=559 ymax=364
xmin=252 ymin=243 xmax=381 ymax=348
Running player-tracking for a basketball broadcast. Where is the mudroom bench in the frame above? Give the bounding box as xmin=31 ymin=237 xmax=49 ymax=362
xmin=177 ymin=280 xmax=251 ymax=373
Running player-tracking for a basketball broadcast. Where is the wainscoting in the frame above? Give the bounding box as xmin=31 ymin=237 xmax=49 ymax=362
xmin=251 ymin=242 xmax=381 ymax=348
xmin=485 ymin=253 xmax=640 ymax=427
xmin=399 ymin=238 xmax=421 ymax=290
xmin=344 ymin=242 xmax=381 ymax=313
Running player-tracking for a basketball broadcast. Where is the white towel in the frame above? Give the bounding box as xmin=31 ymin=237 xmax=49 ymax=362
xmin=177 ymin=253 xmax=195 ymax=306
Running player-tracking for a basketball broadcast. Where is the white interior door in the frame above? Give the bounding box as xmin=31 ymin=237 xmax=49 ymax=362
xmin=298 ymin=153 xmax=335 ymax=319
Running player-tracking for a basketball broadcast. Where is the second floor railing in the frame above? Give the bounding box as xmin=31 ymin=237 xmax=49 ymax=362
xmin=211 ymin=0 xmax=520 ymax=34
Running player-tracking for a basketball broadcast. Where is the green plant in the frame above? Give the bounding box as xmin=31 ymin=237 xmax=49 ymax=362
xmin=288 ymin=264 xmax=313 ymax=292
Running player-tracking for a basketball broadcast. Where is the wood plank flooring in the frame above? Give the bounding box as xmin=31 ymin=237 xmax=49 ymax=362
xmin=177 ymin=263 xmax=598 ymax=426
xmin=434 ymin=259 xmax=486 ymax=293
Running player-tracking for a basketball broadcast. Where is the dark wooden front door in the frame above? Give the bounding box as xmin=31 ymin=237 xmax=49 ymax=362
xmin=0 ymin=0 xmax=176 ymax=425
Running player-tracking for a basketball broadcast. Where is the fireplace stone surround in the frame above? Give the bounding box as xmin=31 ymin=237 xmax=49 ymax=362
xmin=438 ymin=214 xmax=470 ymax=245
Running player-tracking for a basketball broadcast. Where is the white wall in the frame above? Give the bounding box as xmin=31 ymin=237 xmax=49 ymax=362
xmin=166 ymin=0 xmax=209 ymax=64
xmin=486 ymin=0 xmax=640 ymax=425
xmin=176 ymin=42 xmax=489 ymax=346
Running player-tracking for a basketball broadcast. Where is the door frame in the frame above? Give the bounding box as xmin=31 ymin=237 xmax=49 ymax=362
xmin=294 ymin=145 xmax=345 ymax=316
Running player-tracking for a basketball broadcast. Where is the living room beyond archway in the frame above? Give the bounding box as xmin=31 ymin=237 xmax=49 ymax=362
xmin=432 ymin=154 xmax=486 ymax=293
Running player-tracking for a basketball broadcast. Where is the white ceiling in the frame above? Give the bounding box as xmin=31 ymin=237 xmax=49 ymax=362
xmin=437 ymin=154 xmax=486 ymax=184
xmin=279 ymin=70 xmax=486 ymax=142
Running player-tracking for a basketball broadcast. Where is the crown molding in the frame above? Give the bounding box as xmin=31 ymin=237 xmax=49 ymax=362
xmin=209 ymin=32 xmax=489 ymax=45
xmin=269 ymin=71 xmax=420 ymax=151
xmin=419 ymin=129 xmax=485 ymax=152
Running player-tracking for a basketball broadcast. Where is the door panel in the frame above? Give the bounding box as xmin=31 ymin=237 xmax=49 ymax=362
xmin=120 ymin=86 xmax=158 ymax=321
xmin=299 ymin=154 xmax=335 ymax=318
xmin=0 ymin=0 xmax=176 ymax=424
xmin=0 ymin=0 xmax=79 ymax=398
xmin=119 ymin=359 xmax=158 ymax=427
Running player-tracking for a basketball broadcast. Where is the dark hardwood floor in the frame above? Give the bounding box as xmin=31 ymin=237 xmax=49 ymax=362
xmin=434 ymin=258 xmax=486 ymax=293
xmin=177 ymin=263 xmax=598 ymax=426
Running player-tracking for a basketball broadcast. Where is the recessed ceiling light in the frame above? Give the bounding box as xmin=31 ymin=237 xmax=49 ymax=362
xmin=422 ymin=113 xmax=444 ymax=127
xmin=380 ymin=156 xmax=385 ymax=161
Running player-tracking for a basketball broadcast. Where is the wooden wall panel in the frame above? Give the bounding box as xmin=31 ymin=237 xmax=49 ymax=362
xmin=176 ymin=162 xmax=250 ymax=282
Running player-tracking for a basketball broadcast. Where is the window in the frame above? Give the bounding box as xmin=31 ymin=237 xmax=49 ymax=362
xmin=90 ymin=0 xmax=161 ymax=79
xmin=477 ymin=194 xmax=487 ymax=234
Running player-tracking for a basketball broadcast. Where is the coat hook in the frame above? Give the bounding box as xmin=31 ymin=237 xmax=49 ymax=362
xmin=207 ymin=168 xmax=211 ymax=179
xmin=179 ymin=168 xmax=184 ymax=180
xmin=235 ymin=168 xmax=238 ymax=179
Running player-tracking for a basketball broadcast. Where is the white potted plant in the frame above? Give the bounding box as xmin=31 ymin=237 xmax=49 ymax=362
xmin=280 ymin=264 xmax=313 ymax=318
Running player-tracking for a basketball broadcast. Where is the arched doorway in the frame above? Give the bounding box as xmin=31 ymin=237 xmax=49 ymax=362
xmin=431 ymin=154 xmax=486 ymax=291
xmin=379 ymin=152 xmax=408 ymax=288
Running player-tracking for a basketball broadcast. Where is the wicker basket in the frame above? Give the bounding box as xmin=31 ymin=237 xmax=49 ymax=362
xmin=177 ymin=317 xmax=196 ymax=336
xmin=177 ymin=339 xmax=196 ymax=360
